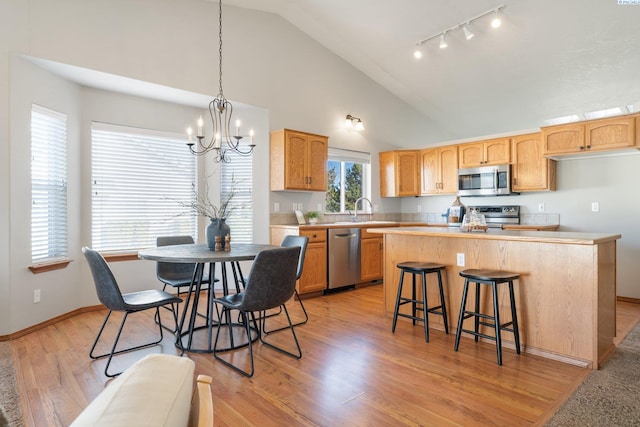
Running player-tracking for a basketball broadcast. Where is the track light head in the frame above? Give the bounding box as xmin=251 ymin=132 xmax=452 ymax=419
xmin=439 ymin=32 xmax=448 ymax=49
xmin=463 ymin=24 xmax=474 ymax=40
xmin=491 ymin=9 xmax=502 ymax=28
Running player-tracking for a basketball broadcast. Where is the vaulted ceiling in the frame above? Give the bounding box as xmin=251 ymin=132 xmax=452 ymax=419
xmin=223 ymin=0 xmax=640 ymax=140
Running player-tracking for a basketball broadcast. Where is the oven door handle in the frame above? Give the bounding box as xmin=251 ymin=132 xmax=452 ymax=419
xmin=494 ymin=168 xmax=498 ymax=192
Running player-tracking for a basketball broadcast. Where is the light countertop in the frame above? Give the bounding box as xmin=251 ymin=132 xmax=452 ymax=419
xmin=368 ymin=226 xmax=620 ymax=245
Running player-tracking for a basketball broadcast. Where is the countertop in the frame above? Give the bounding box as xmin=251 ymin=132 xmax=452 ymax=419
xmin=270 ymin=222 xmax=560 ymax=231
xmin=368 ymin=226 xmax=620 ymax=245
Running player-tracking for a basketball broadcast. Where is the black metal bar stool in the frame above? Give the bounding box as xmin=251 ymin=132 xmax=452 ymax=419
xmin=454 ymin=269 xmax=521 ymax=365
xmin=391 ymin=262 xmax=449 ymax=342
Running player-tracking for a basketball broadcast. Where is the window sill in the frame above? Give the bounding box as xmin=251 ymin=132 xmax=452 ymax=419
xmin=29 ymin=259 xmax=73 ymax=274
xmin=102 ymin=252 xmax=139 ymax=262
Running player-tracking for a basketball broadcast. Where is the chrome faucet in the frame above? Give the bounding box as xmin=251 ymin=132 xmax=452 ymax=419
xmin=352 ymin=197 xmax=373 ymax=222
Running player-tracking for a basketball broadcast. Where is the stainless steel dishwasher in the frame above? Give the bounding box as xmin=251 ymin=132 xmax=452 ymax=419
xmin=327 ymin=227 xmax=361 ymax=291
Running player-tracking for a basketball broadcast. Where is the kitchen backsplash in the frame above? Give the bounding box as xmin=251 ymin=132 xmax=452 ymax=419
xmin=270 ymin=212 xmax=560 ymax=227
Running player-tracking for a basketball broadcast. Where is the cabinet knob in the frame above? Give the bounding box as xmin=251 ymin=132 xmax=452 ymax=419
xmin=586 ymin=145 xmax=591 ymax=150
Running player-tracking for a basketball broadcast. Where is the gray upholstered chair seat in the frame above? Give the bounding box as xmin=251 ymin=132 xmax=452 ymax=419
xmin=122 ymin=289 xmax=181 ymax=311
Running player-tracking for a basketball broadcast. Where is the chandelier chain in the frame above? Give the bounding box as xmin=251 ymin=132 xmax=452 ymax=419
xmin=218 ymin=0 xmax=224 ymax=97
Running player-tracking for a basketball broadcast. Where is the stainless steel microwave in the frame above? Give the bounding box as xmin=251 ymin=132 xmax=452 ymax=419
xmin=457 ymin=164 xmax=515 ymax=196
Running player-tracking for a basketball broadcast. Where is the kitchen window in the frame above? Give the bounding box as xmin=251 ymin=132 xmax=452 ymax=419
xmin=91 ymin=122 xmax=197 ymax=252
xmin=326 ymin=148 xmax=371 ymax=213
xmin=31 ymin=104 xmax=68 ymax=264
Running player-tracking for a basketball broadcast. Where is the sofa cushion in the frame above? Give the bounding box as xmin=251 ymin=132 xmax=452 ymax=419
xmin=70 ymin=354 xmax=195 ymax=427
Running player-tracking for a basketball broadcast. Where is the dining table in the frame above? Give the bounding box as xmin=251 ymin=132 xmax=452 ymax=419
xmin=138 ymin=242 xmax=279 ymax=353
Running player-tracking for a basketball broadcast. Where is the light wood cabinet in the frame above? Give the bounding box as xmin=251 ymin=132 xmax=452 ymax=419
xmin=511 ymin=133 xmax=557 ymax=192
xmin=297 ymin=229 xmax=327 ymax=294
xmin=420 ymin=146 xmax=458 ymax=195
xmin=379 ymin=150 xmax=420 ymax=197
xmin=360 ymin=228 xmax=383 ymax=282
xmin=542 ymin=115 xmax=636 ymax=156
xmin=270 ymin=129 xmax=328 ymax=191
xmin=458 ymin=138 xmax=510 ymax=169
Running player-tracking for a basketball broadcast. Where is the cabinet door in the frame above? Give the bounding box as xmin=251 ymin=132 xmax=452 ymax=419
xmin=420 ymin=148 xmax=439 ymax=195
xmin=542 ymin=123 xmax=585 ymax=155
xmin=458 ymin=143 xmax=484 ymax=168
xmin=360 ymin=237 xmax=383 ymax=281
xmin=396 ymin=151 xmax=420 ymax=196
xmin=284 ymin=131 xmax=309 ymax=190
xmin=379 ymin=151 xmax=396 ymax=197
xmin=439 ymin=146 xmax=459 ymax=194
xmin=298 ymin=242 xmax=327 ymax=293
xmin=511 ymin=133 xmax=556 ymax=192
xmin=307 ymin=135 xmax=328 ymax=191
xmin=586 ymin=116 xmax=636 ymax=152
xmin=484 ymin=138 xmax=511 ymax=165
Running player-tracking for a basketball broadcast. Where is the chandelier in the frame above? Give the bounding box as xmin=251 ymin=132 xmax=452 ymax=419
xmin=186 ymin=0 xmax=255 ymax=162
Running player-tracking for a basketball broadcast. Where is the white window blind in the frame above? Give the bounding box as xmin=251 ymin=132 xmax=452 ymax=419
xmin=31 ymin=104 xmax=68 ymax=263
xmin=91 ymin=122 xmax=197 ymax=251
xmin=221 ymin=149 xmax=253 ymax=243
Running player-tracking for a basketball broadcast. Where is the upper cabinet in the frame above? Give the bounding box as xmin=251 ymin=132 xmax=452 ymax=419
xmin=379 ymin=150 xmax=420 ymax=197
xmin=270 ymin=129 xmax=328 ymax=192
xmin=458 ymin=137 xmax=511 ymax=169
xmin=420 ymin=146 xmax=458 ymax=195
xmin=511 ymin=133 xmax=556 ymax=192
xmin=542 ymin=115 xmax=637 ymax=157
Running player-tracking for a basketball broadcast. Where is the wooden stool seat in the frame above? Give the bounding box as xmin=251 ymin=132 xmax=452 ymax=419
xmin=454 ymin=269 xmax=521 ymax=365
xmin=392 ymin=262 xmax=449 ymax=343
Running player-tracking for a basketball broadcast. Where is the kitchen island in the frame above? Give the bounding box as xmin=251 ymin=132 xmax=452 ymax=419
xmin=369 ymin=227 xmax=621 ymax=369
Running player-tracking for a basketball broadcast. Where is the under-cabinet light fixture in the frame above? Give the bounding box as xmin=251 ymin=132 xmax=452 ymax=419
xmin=413 ymin=4 xmax=505 ymax=59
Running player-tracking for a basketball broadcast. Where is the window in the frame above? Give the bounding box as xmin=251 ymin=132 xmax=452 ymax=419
xmin=325 ymin=148 xmax=371 ymax=213
xmin=31 ymin=104 xmax=68 ymax=263
xmin=91 ymin=122 xmax=197 ymax=251
xmin=220 ymin=150 xmax=253 ymax=243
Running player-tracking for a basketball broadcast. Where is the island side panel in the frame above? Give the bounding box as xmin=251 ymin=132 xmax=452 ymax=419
xmin=382 ymin=233 xmax=613 ymax=368
xmin=596 ymin=240 xmax=617 ymax=368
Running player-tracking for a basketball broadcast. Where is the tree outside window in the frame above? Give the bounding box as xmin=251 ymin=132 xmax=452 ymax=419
xmin=326 ymin=160 xmax=365 ymax=213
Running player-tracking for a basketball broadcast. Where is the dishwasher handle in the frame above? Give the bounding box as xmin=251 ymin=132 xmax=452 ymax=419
xmin=333 ymin=233 xmax=357 ymax=238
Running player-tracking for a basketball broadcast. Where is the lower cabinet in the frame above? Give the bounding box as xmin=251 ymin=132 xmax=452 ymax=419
xmin=298 ymin=229 xmax=327 ymax=294
xmin=360 ymin=229 xmax=383 ymax=282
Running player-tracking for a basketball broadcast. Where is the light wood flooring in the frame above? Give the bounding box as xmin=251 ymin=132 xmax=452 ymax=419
xmin=10 ymin=284 xmax=640 ymax=426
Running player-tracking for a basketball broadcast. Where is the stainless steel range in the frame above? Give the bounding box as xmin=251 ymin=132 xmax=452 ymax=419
xmin=465 ymin=205 xmax=520 ymax=228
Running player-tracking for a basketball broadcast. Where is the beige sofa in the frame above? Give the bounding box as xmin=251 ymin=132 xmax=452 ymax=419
xmin=70 ymin=354 xmax=212 ymax=427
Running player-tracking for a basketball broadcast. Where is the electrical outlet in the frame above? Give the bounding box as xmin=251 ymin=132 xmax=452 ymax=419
xmin=317 ymin=203 xmax=323 ymax=212
xmin=274 ymin=202 xmax=280 ymax=212
xmin=538 ymin=203 xmax=545 ymax=212
xmin=293 ymin=202 xmax=297 ymax=211
xmin=34 ymin=289 xmax=41 ymax=303
xmin=456 ymin=253 xmax=465 ymax=267
xmin=592 ymin=202 xmax=600 ymax=212
xmin=373 ymin=204 xmax=379 ymax=213
xmin=417 ymin=204 xmax=422 ymax=213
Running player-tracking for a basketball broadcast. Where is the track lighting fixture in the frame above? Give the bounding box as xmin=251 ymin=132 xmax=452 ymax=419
xmin=439 ymin=32 xmax=448 ymax=49
xmin=463 ymin=24 xmax=474 ymax=40
xmin=413 ymin=4 xmax=505 ymax=58
xmin=491 ymin=8 xmax=502 ymax=28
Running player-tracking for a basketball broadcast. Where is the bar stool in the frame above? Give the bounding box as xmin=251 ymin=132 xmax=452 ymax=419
xmin=391 ymin=262 xmax=449 ymax=343
xmin=454 ymin=269 xmax=521 ymax=365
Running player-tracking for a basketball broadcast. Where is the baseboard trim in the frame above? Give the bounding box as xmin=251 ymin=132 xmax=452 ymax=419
xmin=617 ymin=296 xmax=640 ymax=304
xmin=0 ymin=305 xmax=105 ymax=341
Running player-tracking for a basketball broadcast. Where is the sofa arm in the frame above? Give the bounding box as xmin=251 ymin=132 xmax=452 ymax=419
xmin=71 ymin=354 xmax=195 ymax=427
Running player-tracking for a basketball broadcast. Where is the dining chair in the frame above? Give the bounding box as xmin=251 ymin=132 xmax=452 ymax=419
xmin=156 ymin=235 xmax=212 ymax=332
xmin=263 ymin=235 xmax=309 ymax=334
xmin=82 ymin=247 xmax=182 ymax=377
xmin=212 ymin=246 xmax=302 ymax=377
